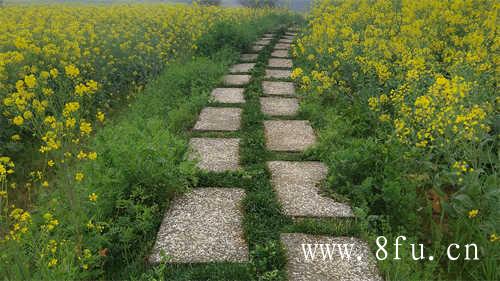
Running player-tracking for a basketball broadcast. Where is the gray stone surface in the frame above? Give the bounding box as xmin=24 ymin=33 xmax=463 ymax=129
xmin=252 ymin=45 xmax=265 ymax=52
xmin=256 ymin=39 xmax=271 ymax=46
xmin=271 ymin=50 xmax=290 ymax=58
xmin=283 ymin=35 xmax=295 ymax=40
xmin=262 ymin=81 xmax=295 ymax=96
xmin=189 ymin=138 xmax=240 ymax=172
xmin=230 ymin=63 xmax=256 ymax=74
xmin=223 ymin=74 xmax=251 ymax=86
xmin=269 ymin=58 xmax=293 ymax=68
xmin=240 ymin=53 xmax=258 ymax=62
xmin=263 ymin=33 xmax=274 ymax=38
xmin=265 ymin=69 xmax=291 ymax=79
xmin=194 ymin=107 xmax=241 ymax=131
xmin=264 ymin=120 xmax=316 ymax=151
xmin=260 ymin=97 xmax=299 ymax=116
xmin=150 ymin=188 xmax=248 ymax=263
xmin=281 ymin=233 xmax=382 ymax=281
xmin=211 ymin=88 xmax=245 ymax=104
xmin=275 ymin=43 xmax=291 ymax=50
xmin=279 ymin=38 xmax=293 ymax=44
xmin=267 ymin=161 xmax=353 ymax=217
xmin=285 ymin=32 xmax=298 ymax=36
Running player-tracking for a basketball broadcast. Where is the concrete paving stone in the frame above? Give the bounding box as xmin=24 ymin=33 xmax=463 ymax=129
xmin=194 ymin=107 xmax=241 ymax=131
xmin=265 ymin=69 xmax=291 ymax=79
xmin=256 ymin=39 xmax=271 ymax=46
xmin=260 ymin=97 xmax=298 ymax=116
xmin=189 ymin=138 xmax=240 ymax=172
xmin=271 ymin=50 xmax=290 ymax=58
xmin=282 ymin=35 xmax=295 ymax=40
xmin=275 ymin=43 xmax=291 ymax=50
xmin=223 ymin=74 xmax=251 ymax=86
xmin=281 ymin=233 xmax=382 ymax=281
xmin=211 ymin=88 xmax=245 ymax=104
xmin=252 ymin=45 xmax=265 ymax=52
xmin=149 ymin=188 xmax=248 ymax=263
xmin=263 ymin=33 xmax=274 ymax=38
xmin=267 ymin=161 xmax=354 ymax=217
xmin=269 ymin=58 xmax=293 ymax=68
xmin=279 ymin=38 xmax=293 ymax=44
xmin=264 ymin=120 xmax=316 ymax=152
xmin=229 ymin=63 xmax=256 ymax=74
xmin=240 ymin=53 xmax=259 ymax=62
xmin=262 ymin=81 xmax=295 ymax=96
xmin=285 ymin=32 xmax=298 ymax=36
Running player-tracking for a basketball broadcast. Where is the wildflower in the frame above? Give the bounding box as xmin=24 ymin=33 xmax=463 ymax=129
xmin=468 ymin=209 xmax=479 ymax=218
xmin=48 ymin=258 xmax=58 ymax=268
xmin=75 ymin=172 xmax=84 ymax=182
xmin=88 ymin=152 xmax=97 ymax=160
xmin=80 ymin=121 xmax=92 ymax=136
xmin=96 ymin=111 xmax=105 ymax=123
xmin=13 ymin=116 xmax=24 ymax=126
xmin=49 ymin=68 xmax=59 ymax=78
xmin=490 ymin=233 xmax=499 ymax=242
xmin=77 ymin=151 xmax=87 ymax=160
xmin=11 ymin=134 xmax=21 ymax=141
xmin=41 ymin=181 xmax=49 ymax=188
xmin=88 ymin=193 xmax=98 ymax=202
xmin=0 ymin=191 xmax=7 ymax=198
xmin=24 ymin=74 xmax=37 ymax=88
xmin=47 ymin=160 xmax=55 ymax=167
xmin=65 ymin=64 xmax=80 ymax=78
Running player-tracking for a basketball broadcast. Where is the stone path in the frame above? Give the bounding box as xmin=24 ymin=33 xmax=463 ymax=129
xmin=151 ymin=28 xmax=381 ymax=280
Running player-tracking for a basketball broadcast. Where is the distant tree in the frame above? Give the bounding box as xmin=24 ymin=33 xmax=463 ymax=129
xmin=193 ymin=0 xmax=221 ymax=6
xmin=238 ymin=0 xmax=278 ymax=8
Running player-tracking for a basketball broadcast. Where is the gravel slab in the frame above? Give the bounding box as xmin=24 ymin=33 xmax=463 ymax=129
xmin=265 ymin=69 xmax=291 ymax=79
xmin=267 ymin=161 xmax=354 ymax=217
xmin=275 ymin=43 xmax=291 ymax=50
xmin=194 ymin=107 xmax=241 ymax=131
xmin=269 ymin=58 xmax=293 ymax=68
xmin=230 ymin=63 xmax=256 ymax=74
xmin=262 ymin=81 xmax=295 ymax=96
xmin=264 ymin=120 xmax=316 ymax=151
xmin=149 ymin=188 xmax=249 ymax=263
xmin=223 ymin=74 xmax=251 ymax=86
xmin=279 ymin=38 xmax=293 ymax=44
xmin=281 ymin=233 xmax=382 ymax=281
xmin=252 ymin=45 xmax=265 ymax=52
xmin=271 ymin=50 xmax=290 ymax=58
xmin=240 ymin=53 xmax=259 ymax=62
xmin=260 ymin=97 xmax=299 ymax=116
xmin=211 ymin=88 xmax=245 ymax=104
xmin=189 ymin=138 xmax=240 ymax=172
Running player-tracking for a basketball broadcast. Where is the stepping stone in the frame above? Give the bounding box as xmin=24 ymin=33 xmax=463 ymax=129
xmin=271 ymin=50 xmax=290 ymax=58
xmin=194 ymin=107 xmax=241 ymax=131
xmin=189 ymin=138 xmax=240 ymax=172
xmin=223 ymin=74 xmax=251 ymax=86
xmin=279 ymin=39 xmax=293 ymax=44
xmin=240 ymin=53 xmax=258 ymax=62
xmin=281 ymin=233 xmax=382 ymax=281
xmin=211 ymin=88 xmax=245 ymax=104
xmin=267 ymin=161 xmax=353 ymax=217
xmin=256 ymin=39 xmax=271 ymax=46
xmin=269 ymin=58 xmax=293 ymax=68
xmin=265 ymin=69 xmax=291 ymax=79
xmin=275 ymin=43 xmax=291 ymax=50
xmin=263 ymin=33 xmax=274 ymax=38
xmin=260 ymin=97 xmax=298 ymax=116
xmin=282 ymin=35 xmax=295 ymax=40
xmin=150 ymin=188 xmax=248 ymax=263
xmin=264 ymin=120 xmax=316 ymax=151
xmin=262 ymin=81 xmax=295 ymax=96
xmin=285 ymin=32 xmax=297 ymax=36
xmin=252 ymin=45 xmax=265 ymax=52
xmin=230 ymin=63 xmax=256 ymax=74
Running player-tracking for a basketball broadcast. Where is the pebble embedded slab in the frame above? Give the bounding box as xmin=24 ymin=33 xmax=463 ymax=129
xmin=149 ymin=188 xmax=249 ymax=264
xmin=194 ymin=107 xmax=241 ymax=131
xmin=262 ymin=81 xmax=295 ymax=96
xmin=275 ymin=43 xmax=291 ymax=50
xmin=240 ymin=53 xmax=259 ymax=62
xmin=211 ymin=88 xmax=245 ymax=104
xmin=230 ymin=63 xmax=256 ymax=74
xmin=269 ymin=58 xmax=293 ymax=68
xmin=265 ymin=69 xmax=291 ymax=79
xmin=260 ymin=97 xmax=298 ymax=116
xmin=223 ymin=74 xmax=251 ymax=86
xmin=271 ymin=50 xmax=290 ymax=58
xmin=189 ymin=138 xmax=240 ymax=172
xmin=267 ymin=161 xmax=353 ymax=217
xmin=264 ymin=120 xmax=316 ymax=151
xmin=281 ymin=233 xmax=382 ymax=281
